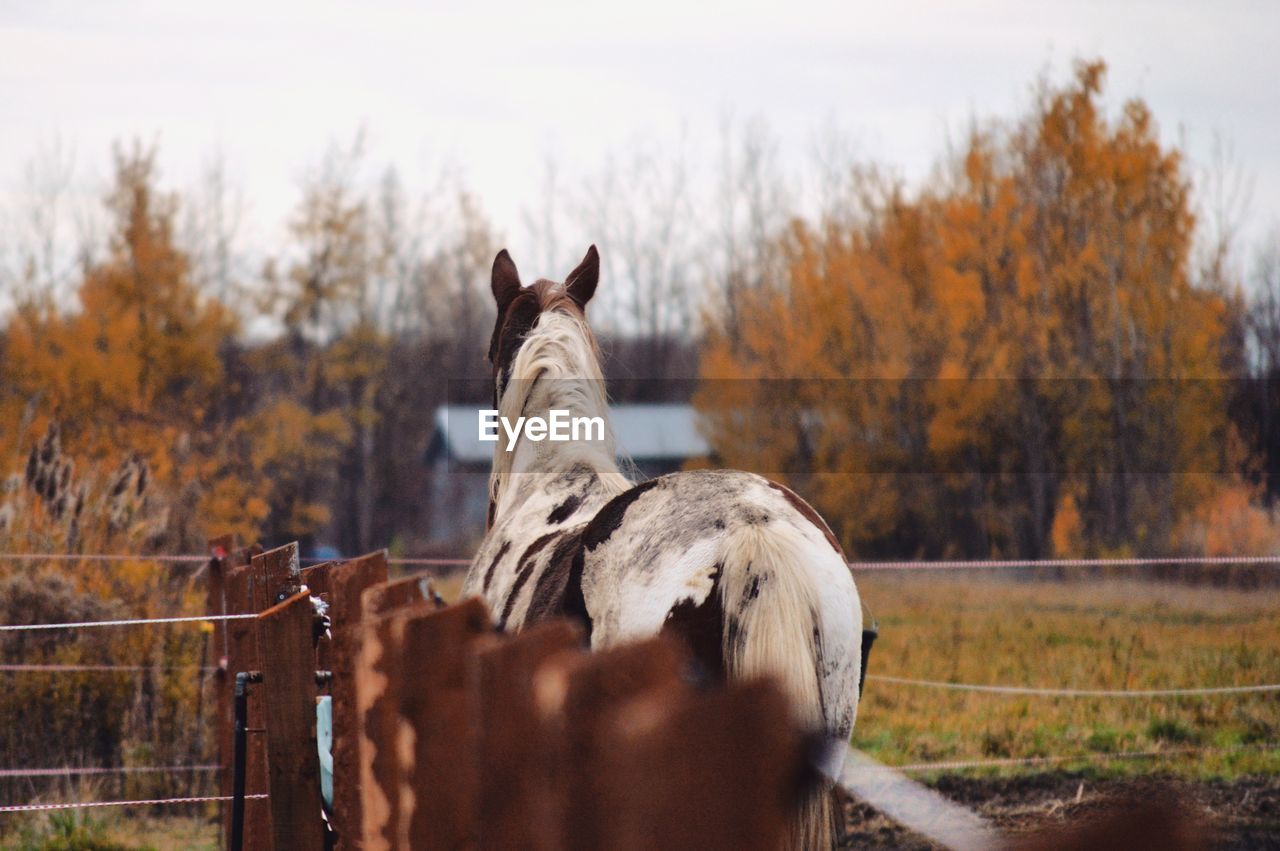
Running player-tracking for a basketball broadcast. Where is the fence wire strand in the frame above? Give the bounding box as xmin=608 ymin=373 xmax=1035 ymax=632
xmin=854 ymin=742 xmax=1280 ymax=775
xmin=865 ymin=674 xmax=1280 ymax=697
xmin=0 ymin=613 xmax=255 ymax=632
xmin=0 ymin=664 xmax=215 ymax=673
xmin=0 ymin=794 xmax=266 ymax=814
xmin=0 ymin=765 xmax=219 ymax=779
xmin=4 ymin=552 xmax=1280 ymax=570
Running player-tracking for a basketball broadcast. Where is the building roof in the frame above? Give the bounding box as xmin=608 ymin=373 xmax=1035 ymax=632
xmin=427 ymin=403 xmax=710 ymax=465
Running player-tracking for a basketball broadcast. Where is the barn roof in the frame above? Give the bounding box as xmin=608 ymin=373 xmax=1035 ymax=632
xmin=427 ymin=403 xmax=710 ymax=465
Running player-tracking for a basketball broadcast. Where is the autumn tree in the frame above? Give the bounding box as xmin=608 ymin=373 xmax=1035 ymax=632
xmin=0 ymin=143 xmax=263 ymax=551
xmin=698 ymin=61 xmax=1240 ymax=558
xmin=244 ymin=141 xmax=502 ymax=554
xmin=1238 ymin=233 xmax=1280 ymax=505
xmin=0 ymin=145 xmax=252 ymax=786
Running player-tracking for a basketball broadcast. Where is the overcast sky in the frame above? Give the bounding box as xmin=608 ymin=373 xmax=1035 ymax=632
xmin=2 ymin=0 xmax=1278 ymax=277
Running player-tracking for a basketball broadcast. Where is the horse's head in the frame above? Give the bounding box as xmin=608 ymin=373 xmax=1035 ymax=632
xmin=487 ymin=245 xmax=599 ymax=403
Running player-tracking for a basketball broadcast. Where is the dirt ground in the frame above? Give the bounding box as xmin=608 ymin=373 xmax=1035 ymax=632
xmin=837 ymin=772 xmax=1280 ymax=849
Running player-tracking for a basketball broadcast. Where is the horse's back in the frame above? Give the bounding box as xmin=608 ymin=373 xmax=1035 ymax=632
xmin=579 ymin=469 xmax=862 ymax=733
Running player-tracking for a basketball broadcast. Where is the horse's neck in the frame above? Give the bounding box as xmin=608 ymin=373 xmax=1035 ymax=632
xmin=491 ymin=386 xmax=629 ymax=526
xmin=488 ymin=315 xmax=631 ymax=526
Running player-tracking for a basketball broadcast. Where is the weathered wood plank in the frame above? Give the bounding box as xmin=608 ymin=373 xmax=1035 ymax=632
xmin=224 ymin=551 xmax=269 ymax=848
xmin=204 ymin=534 xmax=233 ymax=839
xmin=354 ymin=576 xmax=443 ymax=851
xmin=328 ymin=551 xmax=388 ymax=850
xmin=535 ymin=637 xmax=687 ymax=851
xmin=251 ymin=542 xmax=301 ymax=612
xmin=596 ymin=678 xmax=803 ymax=851
xmin=300 ymin=560 xmax=335 ymax=674
xmin=473 ymin=619 xmax=583 ymax=850
xmin=395 ymin=598 xmax=491 ymax=850
xmin=258 ymin=590 xmax=326 ymax=851
xmin=360 ymin=573 xmax=441 ymax=620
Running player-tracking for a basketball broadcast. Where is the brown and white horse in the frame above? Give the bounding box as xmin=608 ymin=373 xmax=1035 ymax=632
xmin=463 ymin=246 xmax=864 ymax=849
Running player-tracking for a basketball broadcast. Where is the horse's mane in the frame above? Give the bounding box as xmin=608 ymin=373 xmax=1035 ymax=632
xmin=489 ymin=300 xmax=632 ymax=516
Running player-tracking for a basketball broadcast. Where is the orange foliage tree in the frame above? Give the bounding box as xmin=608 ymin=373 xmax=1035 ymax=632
xmin=0 ymin=146 xmax=266 ymax=780
xmin=698 ymin=62 xmax=1239 ymax=558
xmin=0 ymin=144 xmax=266 ymax=555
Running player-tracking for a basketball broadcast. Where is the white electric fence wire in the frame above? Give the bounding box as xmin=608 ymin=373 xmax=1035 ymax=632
xmin=854 ymin=555 xmax=1280 ymax=570
xmin=836 ymin=747 xmax=1000 ymax=851
xmin=0 ymin=765 xmax=219 ymax=779
xmin=0 ymin=664 xmax=214 ymax=672
xmin=874 ymin=742 xmax=1280 ymax=773
xmin=0 ymin=794 xmax=266 ymax=814
xmin=833 ymin=742 xmax=1278 ymax=850
xmin=866 ymin=675 xmax=1280 ymax=697
xmin=0 ymin=613 xmax=255 ymax=632
xmin=4 ymin=552 xmax=1280 ymax=570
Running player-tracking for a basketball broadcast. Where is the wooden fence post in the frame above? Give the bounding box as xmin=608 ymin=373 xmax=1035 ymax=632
xmin=328 ymin=551 xmax=389 ymax=850
xmin=395 ymin=598 xmax=491 ymax=850
xmin=258 ymin=589 xmax=326 ymax=851
xmin=205 ymin=534 xmax=233 ymax=838
xmin=205 ymin=532 xmax=234 ymax=692
xmin=473 ymin=619 xmax=583 ymax=849
xmin=354 ymin=576 xmax=444 ymax=850
xmin=224 ymin=546 xmax=269 ymax=848
xmin=534 ymin=637 xmax=687 ymax=851
xmin=251 ymin=542 xmax=302 ymax=612
xmin=361 ymin=574 xmax=442 ymax=618
xmin=300 ymin=560 xmax=335 ymax=673
xmin=595 ymin=679 xmax=803 ymax=851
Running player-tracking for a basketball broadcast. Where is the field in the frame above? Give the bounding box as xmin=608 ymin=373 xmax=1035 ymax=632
xmin=851 ymin=573 xmax=1280 ymax=779
xmin=838 ymin=772 xmax=1280 ymax=848
xmin=849 ymin=570 xmax=1280 ymax=778
xmin=834 ymin=572 xmax=1280 ymax=846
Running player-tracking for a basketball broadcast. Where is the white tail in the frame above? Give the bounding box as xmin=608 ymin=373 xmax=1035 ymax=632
xmin=719 ymin=522 xmax=858 ymax=850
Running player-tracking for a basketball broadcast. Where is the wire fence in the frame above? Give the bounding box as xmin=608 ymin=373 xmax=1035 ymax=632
xmin=4 ymin=551 xmax=1280 ymax=571
xmin=6 ymin=740 xmax=1274 ymax=814
xmin=0 ymin=552 xmax=471 ymax=568
xmin=0 ymin=765 xmax=219 ymax=779
xmin=853 ymin=554 xmax=1280 ymax=570
xmin=858 ymin=741 xmax=1280 ymax=775
xmin=0 ymin=613 xmax=255 ymax=632
xmin=1 ymin=547 xmax=1277 ymax=826
xmin=0 ymin=794 xmax=266 ymax=814
xmin=4 ymin=655 xmax=1279 ymax=699
xmin=865 ymin=675 xmax=1280 ymax=698
xmin=0 ymin=664 xmax=215 ymax=673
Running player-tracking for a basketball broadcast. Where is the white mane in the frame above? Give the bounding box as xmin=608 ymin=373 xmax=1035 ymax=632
xmin=489 ymin=306 xmax=631 ymax=517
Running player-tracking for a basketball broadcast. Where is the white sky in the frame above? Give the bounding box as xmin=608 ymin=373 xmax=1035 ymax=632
xmin=2 ymin=0 xmax=1278 ymax=276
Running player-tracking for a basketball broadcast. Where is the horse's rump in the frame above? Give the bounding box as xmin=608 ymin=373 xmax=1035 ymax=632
xmin=578 ymin=470 xmax=862 ymax=730
xmin=577 ymin=468 xmax=861 ymax=848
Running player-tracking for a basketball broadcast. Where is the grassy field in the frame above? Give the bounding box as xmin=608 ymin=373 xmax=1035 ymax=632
xmin=851 ymin=573 xmax=1280 ymax=779
xmin=438 ymin=567 xmax=1280 ymax=778
xmin=0 ymin=811 xmax=217 ymax=850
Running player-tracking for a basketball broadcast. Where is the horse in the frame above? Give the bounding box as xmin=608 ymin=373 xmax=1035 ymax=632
xmin=462 ymin=245 xmax=865 ymax=849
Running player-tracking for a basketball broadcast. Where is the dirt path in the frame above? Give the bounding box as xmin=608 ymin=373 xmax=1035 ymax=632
xmin=838 ymin=772 xmax=1280 ymax=849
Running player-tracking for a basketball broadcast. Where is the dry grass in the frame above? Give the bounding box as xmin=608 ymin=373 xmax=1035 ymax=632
xmin=428 ymin=565 xmax=1280 ymax=779
xmin=851 ymin=574 xmax=1280 ymax=778
xmin=99 ymin=814 xmax=218 ymax=850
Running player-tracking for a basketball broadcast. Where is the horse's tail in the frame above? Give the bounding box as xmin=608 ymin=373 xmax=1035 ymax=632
xmin=717 ymin=521 xmax=860 ymax=851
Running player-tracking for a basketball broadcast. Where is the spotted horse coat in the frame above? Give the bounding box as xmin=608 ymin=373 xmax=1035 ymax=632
xmin=462 ymin=245 xmax=868 ymax=850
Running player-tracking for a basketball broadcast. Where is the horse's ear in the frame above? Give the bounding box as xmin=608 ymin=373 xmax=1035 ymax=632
xmin=491 ymin=249 xmax=522 ymax=313
xmin=565 ymin=244 xmax=599 ymax=308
